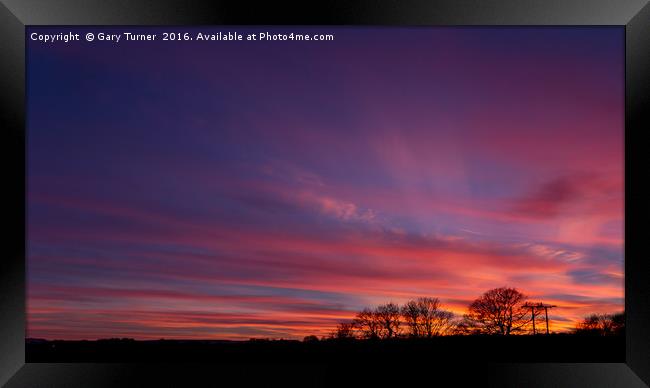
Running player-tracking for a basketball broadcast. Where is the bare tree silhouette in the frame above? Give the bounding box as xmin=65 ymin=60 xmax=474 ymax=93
xmin=401 ymin=300 xmax=423 ymax=337
xmin=466 ymin=287 xmax=529 ymax=335
xmin=376 ymin=303 xmax=401 ymax=338
xmin=422 ymin=299 xmax=455 ymax=337
xmin=354 ymin=308 xmax=381 ymax=339
xmin=401 ymin=297 xmax=456 ymax=337
xmin=333 ymin=322 xmax=356 ymax=340
xmin=611 ymin=312 xmax=625 ymax=335
xmin=451 ymin=316 xmax=481 ymax=335
xmin=575 ymin=312 xmax=625 ymax=336
xmin=303 ymin=335 xmax=319 ymax=342
xmin=331 ymin=287 xmax=624 ymax=341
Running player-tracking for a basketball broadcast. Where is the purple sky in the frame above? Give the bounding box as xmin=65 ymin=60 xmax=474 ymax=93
xmin=27 ymin=27 xmax=624 ymax=339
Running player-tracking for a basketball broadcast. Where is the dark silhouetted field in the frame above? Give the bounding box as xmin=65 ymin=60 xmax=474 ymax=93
xmin=26 ymin=334 xmax=624 ymax=363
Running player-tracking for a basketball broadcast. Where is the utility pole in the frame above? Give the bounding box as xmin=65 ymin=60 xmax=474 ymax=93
xmin=532 ymin=310 xmax=536 ymax=334
xmin=523 ymin=302 xmax=557 ymax=335
xmin=523 ymin=302 xmax=538 ymax=335
xmin=542 ymin=304 xmax=556 ymax=334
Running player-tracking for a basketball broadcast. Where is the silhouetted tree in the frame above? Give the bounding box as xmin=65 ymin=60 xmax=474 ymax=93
xmin=431 ymin=309 xmax=456 ymax=336
xmin=575 ymin=314 xmax=604 ymax=335
xmin=376 ymin=303 xmax=402 ymax=338
xmin=333 ymin=322 xmax=356 ymax=340
xmin=611 ymin=312 xmax=625 ymax=335
xmin=303 ymin=335 xmax=319 ymax=342
xmin=354 ymin=308 xmax=381 ymax=339
xmin=466 ymin=287 xmax=529 ymax=335
xmin=402 ymin=300 xmax=423 ymax=337
xmin=575 ymin=312 xmax=625 ymax=336
xmin=452 ymin=316 xmax=482 ymax=335
xmin=423 ymin=300 xmax=455 ymax=337
xmin=401 ymin=297 xmax=456 ymax=337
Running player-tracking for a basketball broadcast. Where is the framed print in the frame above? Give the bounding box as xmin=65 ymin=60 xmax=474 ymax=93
xmin=1 ymin=1 xmax=649 ymax=387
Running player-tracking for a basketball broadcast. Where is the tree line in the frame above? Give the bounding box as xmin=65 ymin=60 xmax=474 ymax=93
xmin=324 ymin=287 xmax=624 ymax=340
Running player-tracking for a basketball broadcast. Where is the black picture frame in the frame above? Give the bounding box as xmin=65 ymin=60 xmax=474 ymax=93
xmin=1 ymin=1 xmax=649 ymax=386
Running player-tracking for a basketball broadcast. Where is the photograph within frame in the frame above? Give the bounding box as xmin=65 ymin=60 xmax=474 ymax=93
xmin=1 ymin=0 xmax=649 ymax=387
xmin=25 ymin=25 xmax=625 ymax=363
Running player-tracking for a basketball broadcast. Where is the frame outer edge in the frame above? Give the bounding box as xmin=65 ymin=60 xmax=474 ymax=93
xmin=626 ymin=1 xmax=650 ymax=386
xmin=0 ymin=0 xmax=649 ymax=25
xmin=0 ymin=1 xmax=26 ymax=387
xmin=1 ymin=0 xmax=648 ymax=386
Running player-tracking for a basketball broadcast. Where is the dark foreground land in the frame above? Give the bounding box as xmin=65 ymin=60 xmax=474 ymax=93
xmin=26 ymin=334 xmax=624 ymax=363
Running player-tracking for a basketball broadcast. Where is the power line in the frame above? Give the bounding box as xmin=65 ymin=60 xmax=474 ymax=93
xmin=523 ymin=302 xmax=557 ymax=335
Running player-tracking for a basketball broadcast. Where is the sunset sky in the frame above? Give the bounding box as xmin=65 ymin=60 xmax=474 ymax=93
xmin=27 ymin=27 xmax=624 ymax=340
